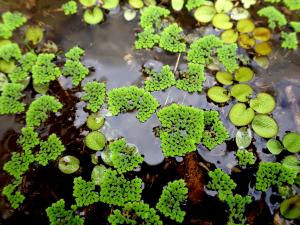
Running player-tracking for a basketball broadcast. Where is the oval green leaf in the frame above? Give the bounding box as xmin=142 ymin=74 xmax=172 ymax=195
xmin=85 ymin=131 xmax=106 ymax=151
xmin=280 ymin=196 xmax=300 ymax=220
xmin=216 ymin=71 xmax=233 ymax=85
xmin=235 ymin=127 xmax=252 ymax=149
xmin=282 ymin=155 xmax=300 ymax=173
xmin=171 ymin=0 xmax=184 ymax=11
xmin=87 ymin=113 xmax=105 ymax=130
xmin=91 ymin=165 xmax=107 ymax=186
xmin=229 ymin=103 xmax=255 ymax=126
xmin=266 ymin=139 xmax=283 ymax=155
xmin=282 ymin=132 xmax=300 ymax=153
xmin=83 ymin=7 xmax=104 ymax=25
xmin=251 ymin=115 xmax=278 ymax=138
xmin=250 ymin=93 xmax=276 ymax=114
xmin=230 ymin=84 xmax=253 ymax=102
xmin=234 ymin=66 xmax=254 ymax=82
xmin=212 ymin=13 xmax=233 ymax=30
xmin=207 ymin=86 xmax=230 ymax=103
xmin=194 ymin=6 xmax=216 ymax=23
xmin=102 ymin=0 xmax=119 ymax=10
xmin=58 ymin=155 xmax=80 ymax=174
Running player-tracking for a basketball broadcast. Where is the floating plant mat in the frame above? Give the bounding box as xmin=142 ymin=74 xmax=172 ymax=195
xmin=0 ymin=0 xmax=300 ymax=225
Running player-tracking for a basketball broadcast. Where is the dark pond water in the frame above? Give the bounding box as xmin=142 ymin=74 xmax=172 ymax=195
xmin=0 ymin=0 xmax=299 ymax=224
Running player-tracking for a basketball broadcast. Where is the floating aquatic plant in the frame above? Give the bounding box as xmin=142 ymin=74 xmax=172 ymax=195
xmin=282 ymin=155 xmax=300 ymax=174
xmin=257 ymin=6 xmax=287 ymax=30
xmin=216 ymin=43 xmax=239 ymax=73
xmin=25 ymin=25 xmax=44 ymax=45
xmin=207 ymin=86 xmax=230 ymax=103
xmin=108 ymin=202 xmax=163 ymax=225
xmin=83 ymin=7 xmax=104 ymax=25
xmin=134 ymin=26 xmax=160 ymax=50
xmin=0 ymin=83 xmax=25 ymax=115
xmin=282 ymin=132 xmax=300 ymax=153
xmin=139 ymin=6 xmax=170 ymax=29
xmin=283 ymin=0 xmax=300 ymax=10
xmin=46 ymin=199 xmax=84 ymax=225
xmin=2 ymin=178 xmax=25 ymax=209
xmin=59 ymin=155 xmax=80 ymax=174
xmin=107 ymin=86 xmax=159 ymax=122
xmin=194 ymin=5 xmax=216 ymax=23
xmin=0 ymin=42 xmax=22 ymax=62
xmin=17 ymin=127 xmax=40 ymax=152
xmin=280 ymin=195 xmax=300 ymax=219
xmin=290 ymin=21 xmax=300 ymax=33
xmin=251 ymin=114 xmax=278 ymax=138
xmin=281 ymin=32 xmax=298 ymax=50
xmin=156 ymin=179 xmax=188 ymax=223
xmin=32 ymin=53 xmax=61 ymax=85
xmin=108 ymin=138 xmax=144 ymax=173
xmin=0 ymin=11 xmax=27 ymax=39
xmin=221 ymin=29 xmax=238 ymax=44
xmin=266 ymin=139 xmax=284 ymax=155
xmin=216 ymin=71 xmax=233 ymax=85
xmin=36 ymin=134 xmax=65 ymax=166
xmin=249 ymin=92 xmax=276 ymax=114
xmin=185 ymin=0 xmax=205 ymax=11
xmin=144 ymin=65 xmax=175 ymax=92
xmin=99 ymin=169 xmax=143 ymax=206
xmin=176 ymin=63 xmax=206 ymax=92
xmin=255 ymin=162 xmax=297 ymax=191
xmin=171 ymin=0 xmax=184 ymax=11
xmin=85 ymin=131 xmax=106 ymax=151
xmin=81 ymin=81 xmax=106 ymax=112
xmin=234 ymin=66 xmax=254 ymax=83
xmin=212 ymin=13 xmax=233 ymax=30
xmin=230 ymin=84 xmax=253 ymax=102
xmin=73 ymin=176 xmax=99 ymax=207
xmin=63 ymin=1 xmax=78 ymax=15
xmin=157 ymin=104 xmax=204 ymax=157
xmin=26 ymin=95 xmax=63 ymax=127
xmin=65 ymin=46 xmax=85 ymax=61
xmin=201 ymin=110 xmax=229 ymax=150
xmin=86 ymin=113 xmax=105 ymax=130
xmin=229 ymin=103 xmax=255 ymax=126
xmin=159 ymin=23 xmax=186 ymax=53
xmin=236 ymin=149 xmax=256 ymax=166
xmin=236 ymin=127 xmax=252 ymax=149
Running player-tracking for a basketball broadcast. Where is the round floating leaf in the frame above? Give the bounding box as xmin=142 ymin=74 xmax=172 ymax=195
xmin=282 ymin=132 xmax=300 ymax=153
xmin=282 ymin=155 xmax=300 ymax=173
xmin=250 ymin=93 xmax=276 ymax=114
xmin=171 ymin=0 xmax=184 ymax=11
xmin=124 ymin=8 xmax=136 ymax=21
xmin=230 ymin=84 xmax=253 ymax=102
xmin=0 ymin=73 xmax=8 ymax=91
xmin=194 ymin=6 xmax=216 ymax=23
xmin=215 ymin=0 xmax=233 ymax=13
xmin=129 ymin=0 xmax=144 ymax=9
xmin=85 ymin=131 xmax=106 ymax=151
xmin=216 ymin=71 xmax=233 ymax=85
xmin=33 ymin=82 xmax=49 ymax=94
xmin=236 ymin=127 xmax=252 ymax=149
xmin=231 ymin=7 xmax=250 ymax=20
xmin=0 ymin=60 xmax=16 ymax=74
xmin=280 ymin=196 xmax=300 ymax=220
xmin=102 ymin=0 xmax=119 ymax=10
xmin=207 ymin=86 xmax=230 ymax=103
xmin=25 ymin=26 xmax=44 ymax=45
xmin=238 ymin=33 xmax=255 ymax=49
xmin=255 ymin=42 xmax=272 ymax=56
xmin=91 ymin=165 xmax=107 ymax=186
xmin=83 ymin=7 xmax=104 ymax=25
xmin=253 ymin=27 xmax=272 ymax=41
xmin=101 ymin=149 xmax=113 ymax=166
xmin=87 ymin=113 xmax=105 ymax=130
xmin=229 ymin=103 xmax=255 ymax=126
xmin=254 ymin=56 xmax=269 ymax=69
xmin=266 ymin=139 xmax=283 ymax=155
xmin=234 ymin=67 xmax=254 ymax=82
xmin=212 ymin=14 xmax=233 ymax=30
xmin=221 ymin=29 xmax=238 ymax=44
xmin=237 ymin=19 xmax=255 ymax=33
xmin=79 ymin=0 xmax=97 ymax=7
xmin=58 ymin=155 xmax=80 ymax=174
xmin=251 ymin=115 xmax=278 ymax=138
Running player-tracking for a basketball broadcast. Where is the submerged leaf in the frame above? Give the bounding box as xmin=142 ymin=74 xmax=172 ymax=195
xmin=235 ymin=127 xmax=252 ymax=149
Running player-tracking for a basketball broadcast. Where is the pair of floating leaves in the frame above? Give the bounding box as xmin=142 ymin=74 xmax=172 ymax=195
xmin=216 ymin=67 xmax=254 ymax=85
xmin=267 ymin=132 xmax=300 ymax=154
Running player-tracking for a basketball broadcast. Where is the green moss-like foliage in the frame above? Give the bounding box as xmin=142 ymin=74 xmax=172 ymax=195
xmin=236 ymin=149 xmax=256 ymax=166
xmin=46 ymin=199 xmax=84 ymax=225
xmin=0 ymin=43 xmax=22 ymax=62
xmin=81 ymin=81 xmax=106 ymax=112
xmin=26 ymin=95 xmax=63 ymax=127
xmin=281 ymin=32 xmax=298 ymax=50
xmin=0 ymin=83 xmax=25 ymax=115
xmin=2 ymin=178 xmax=25 ymax=209
xmin=186 ymin=0 xmax=205 ymax=11
xmin=32 ymin=53 xmax=62 ymax=85
xmin=257 ymin=6 xmax=287 ymax=29
xmin=156 ymin=179 xmax=188 ymax=223
xmin=290 ymin=21 xmax=300 ymax=33
xmin=201 ymin=110 xmax=229 ymax=150
xmin=157 ymin=104 xmax=204 ymax=157
xmin=17 ymin=127 xmax=40 ymax=152
xmin=36 ymin=134 xmax=65 ymax=166
xmin=109 ymin=138 xmax=144 ymax=173
xmin=73 ymin=177 xmax=99 ymax=207
xmin=144 ymin=65 xmax=176 ymax=92
xmin=176 ymin=63 xmax=206 ymax=92
xmin=63 ymin=1 xmax=78 ymax=15
xmin=85 ymin=131 xmax=106 ymax=151
xmin=3 ymin=151 xmax=35 ymax=178
xmin=216 ymin=43 xmax=239 ymax=73
xmin=282 ymin=132 xmax=300 ymax=153
xmin=223 ymin=194 xmax=252 ymax=225
xmin=107 ymin=86 xmax=159 ymax=122
xmin=159 ymin=23 xmax=186 ymax=53
xmin=251 ymin=114 xmax=278 ymax=138
xmin=99 ymin=169 xmax=143 ymax=206
xmin=134 ymin=26 xmax=160 ymax=50
xmin=187 ymin=34 xmax=223 ymax=64
xmin=0 ymin=11 xmax=27 ymax=39
xmin=255 ymin=162 xmax=297 ymax=191
xmin=108 ymin=202 xmax=163 ymax=225
xmin=207 ymin=168 xmax=237 ymax=196
xmin=65 ymin=46 xmax=85 ymax=61
xmin=140 ymin=6 xmax=170 ymax=29
xmin=229 ymin=103 xmax=255 ymax=127
xmin=283 ymin=0 xmax=300 ymax=10
xmin=9 ymin=52 xmax=37 ymax=83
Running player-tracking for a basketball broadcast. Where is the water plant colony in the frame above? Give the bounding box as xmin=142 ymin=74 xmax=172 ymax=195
xmin=0 ymin=0 xmax=300 ymax=225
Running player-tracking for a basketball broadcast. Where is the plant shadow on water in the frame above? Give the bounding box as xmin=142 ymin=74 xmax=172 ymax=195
xmin=0 ymin=0 xmax=300 ymax=225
